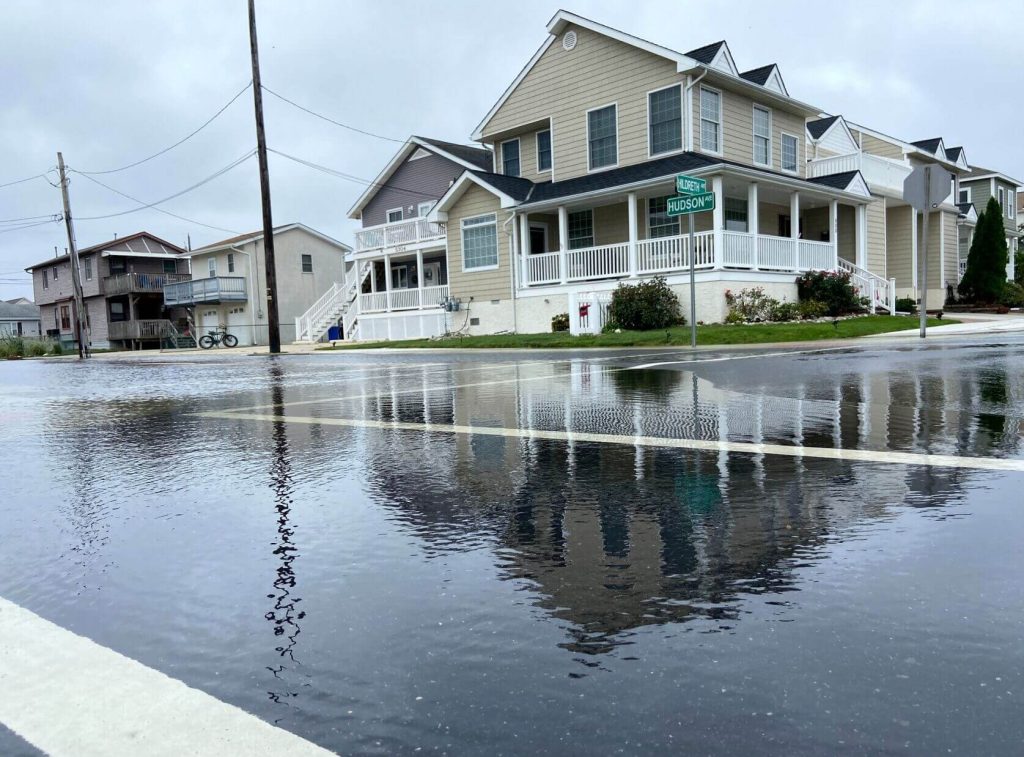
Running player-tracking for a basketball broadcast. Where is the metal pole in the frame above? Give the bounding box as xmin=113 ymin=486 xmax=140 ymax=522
xmin=688 ymin=212 xmax=697 ymax=348
xmin=248 ymin=0 xmax=281 ymax=354
xmin=919 ymin=166 xmax=930 ymax=339
xmin=56 ymin=152 xmax=89 ymax=359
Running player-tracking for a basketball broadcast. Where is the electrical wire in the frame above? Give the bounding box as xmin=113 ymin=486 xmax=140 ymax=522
xmin=261 ymin=85 xmax=404 ymax=143
xmin=0 ymin=213 xmax=61 ymax=224
xmin=0 ymin=218 xmax=61 ymax=235
xmin=0 ymin=173 xmax=52 ymax=191
xmin=75 ymin=81 xmax=253 ymax=175
xmin=72 ymin=149 xmax=256 ymax=221
xmin=267 ymin=148 xmax=443 ymax=201
xmin=72 ymin=172 xmax=242 ymax=234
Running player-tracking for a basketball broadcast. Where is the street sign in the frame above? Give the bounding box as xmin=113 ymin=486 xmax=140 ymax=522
xmin=676 ymin=174 xmax=706 ymax=196
xmin=903 ymin=165 xmax=951 ymax=212
xmin=667 ymin=192 xmax=715 ymax=216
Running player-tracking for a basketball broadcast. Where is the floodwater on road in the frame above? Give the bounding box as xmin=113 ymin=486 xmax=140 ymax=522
xmin=2 ymin=339 xmax=1024 ymax=755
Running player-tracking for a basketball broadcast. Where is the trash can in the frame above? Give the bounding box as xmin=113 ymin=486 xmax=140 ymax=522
xmin=327 ymin=325 xmax=342 ymax=341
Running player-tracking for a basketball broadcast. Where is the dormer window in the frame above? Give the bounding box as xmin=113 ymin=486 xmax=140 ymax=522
xmin=501 ymin=138 xmax=520 ymax=177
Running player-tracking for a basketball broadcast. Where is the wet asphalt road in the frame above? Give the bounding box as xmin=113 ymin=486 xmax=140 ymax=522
xmin=1 ymin=337 xmax=1023 ymax=755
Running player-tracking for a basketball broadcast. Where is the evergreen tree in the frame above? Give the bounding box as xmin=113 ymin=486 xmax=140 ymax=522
xmin=958 ymin=196 xmax=1009 ymax=303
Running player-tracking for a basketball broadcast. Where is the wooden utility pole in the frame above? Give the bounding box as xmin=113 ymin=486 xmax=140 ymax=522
xmin=247 ymin=0 xmax=281 ymax=353
xmin=57 ymin=152 xmax=90 ymax=359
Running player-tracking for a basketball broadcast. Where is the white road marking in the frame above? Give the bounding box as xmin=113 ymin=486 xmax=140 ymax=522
xmin=0 ymin=597 xmax=334 ymax=757
xmin=628 ymin=346 xmax=844 ymax=370
xmin=196 ymin=411 xmax=1024 ymax=472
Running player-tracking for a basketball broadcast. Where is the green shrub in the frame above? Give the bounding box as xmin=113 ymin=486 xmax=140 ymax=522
xmin=959 ymin=197 xmax=1009 ymax=303
xmin=607 ymin=276 xmax=683 ymax=330
xmin=724 ymin=287 xmax=776 ymax=322
xmin=0 ymin=336 xmax=25 ymax=358
xmin=551 ymin=313 xmax=569 ymax=332
xmin=50 ymin=341 xmax=65 ymax=356
xmin=895 ymin=297 xmax=917 ymax=314
xmin=26 ymin=340 xmax=49 ymax=357
xmin=797 ymin=300 xmax=828 ymax=319
xmin=1001 ymin=281 xmax=1024 ymax=308
xmin=796 ymin=270 xmax=861 ymax=316
xmin=770 ymin=301 xmax=800 ymax=322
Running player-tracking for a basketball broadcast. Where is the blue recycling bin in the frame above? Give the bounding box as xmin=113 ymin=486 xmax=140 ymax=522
xmin=327 ymin=325 xmax=342 ymax=341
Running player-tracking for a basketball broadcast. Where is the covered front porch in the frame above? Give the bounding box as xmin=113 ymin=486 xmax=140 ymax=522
xmin=357 ymin=249 xmax=450 ymax=313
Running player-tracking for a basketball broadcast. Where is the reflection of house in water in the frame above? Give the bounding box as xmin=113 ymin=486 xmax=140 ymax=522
xmin=354 ymin=357 xmax=1022 ymax=654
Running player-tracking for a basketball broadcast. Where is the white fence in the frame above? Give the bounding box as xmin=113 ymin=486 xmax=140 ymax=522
xmin=360 ymin=285 xmax=450 ymax=313
xmin=568 ymin=291 xmax=613 ymax=335
xmin=354 ymin=218 xmax=446 ymax=252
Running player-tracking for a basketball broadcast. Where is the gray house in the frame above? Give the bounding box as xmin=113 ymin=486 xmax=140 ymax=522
xmin=957 ymin=164 xmax=1021 ymax=282
xmin=0 ymin=299 xmax=41 ymax=337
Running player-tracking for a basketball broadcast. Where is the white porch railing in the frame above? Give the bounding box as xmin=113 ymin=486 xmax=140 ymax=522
xmin=360 ymin=285 xmax=450 ymax=313
xmin=361 ymin=291 xmax=389 ymax=313
xmin=798 ymin=240 xmax=835 ymax=271
xmin=525 ymin=252 xmax=561 ymax=285
xmin=837 ymin=258 xmax=896 ymax=313
xmin=807 ymin=152 xmax=918 ymax=198
xmin=637 ymin=231 xmax=715 ymax=273
xmin=566 ymin=242 xmax=629 ymax=281
xmin=354 ymin=217 xmax=446 ymax=252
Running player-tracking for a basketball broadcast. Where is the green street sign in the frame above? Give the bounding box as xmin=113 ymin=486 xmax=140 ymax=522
xmin=675 ymin=174 xmax=706 ymax=195
xmin=667 ymin=192 xmax=715 ymax=216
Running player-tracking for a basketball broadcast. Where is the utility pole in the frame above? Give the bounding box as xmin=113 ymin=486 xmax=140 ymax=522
xmin=248 ymin=0 xmax=281 ymax=353
xmin=57 ymin=152 xmax=90 ymax=359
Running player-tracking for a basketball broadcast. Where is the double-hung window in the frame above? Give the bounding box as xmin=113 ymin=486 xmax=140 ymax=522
xmin=753 ymin=106 xmax=771 ymax=166
xmin=536 ymin=130 xmax=552 ymax=172
xmin=83 ymin=257 xmax=93 ymax=281
xmin=725 ymin=198 xmax=749 ymax=232
xmin=501 ymin=139 xmax=520 ymax=177
xmin=648 ymin=197 xmax=680 ymax=238
xmin=226 ymin=253 xmax=235 ymax=273
xmin=1011 ymin=190 xmax=1017 ymax=220
xmin=781 ymin=133 xmax=798 ymax=173
xmin=52 ymin=266 xmax=58 ymax=281
xmin=648 ymin=85 xmax=682 ymax=155
xmin=999 ymin=188 xmax=1005 ymax=216
xmin=461 ymin=214 xmax=498 ymax=271
xmin=587 ymin=104 xmax=617 ymax=170
xmin=42 ymin=269 xmax=48 ymax=289
xmin=567 ymin=210 xmax=594 ymax=249
xmin=700 ymin=86 xmax=721 ymax=153
xmin=301 ymin=254 xmax=313 ymax=273
xmin=208 ymin=257 xmax=217 ymax=277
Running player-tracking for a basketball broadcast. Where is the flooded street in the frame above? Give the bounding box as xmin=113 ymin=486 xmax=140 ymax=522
xmin=2 ymin=340 xmax=1024 ymax=755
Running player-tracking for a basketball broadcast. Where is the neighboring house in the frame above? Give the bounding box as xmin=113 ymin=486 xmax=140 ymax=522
xmin=0 ymin=299 xmax=41 ymax=337
xmin=957 ymin=165 xmax=1021 ymax=282
xmin=171 ymin=223 xmax=351 ymax=345
xmin=26 ymin=232 xmax=191 ymax=349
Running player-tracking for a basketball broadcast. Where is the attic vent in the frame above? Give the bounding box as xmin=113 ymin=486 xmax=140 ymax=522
xmin=562 ymin=31 xmax=577 ymax=51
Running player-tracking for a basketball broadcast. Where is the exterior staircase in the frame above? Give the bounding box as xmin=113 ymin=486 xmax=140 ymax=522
xmin=160 ymin=320 xmax=198 ymax=350
xmin=294 ymin=261 xmax=372 ymax=343
xmin=837 ymin=259 xmax=896 ymax=314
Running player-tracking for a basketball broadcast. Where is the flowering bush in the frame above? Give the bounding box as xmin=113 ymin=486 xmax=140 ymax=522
xmin=796 ymin=270 xmax=861 ymax=316
xmin=551 ymin=313 xmax=570 ymax=332
xmin=724 ymin=287 xmax=803 ymax=323
xmin=607 ymin=276 xmax=683 ymax=330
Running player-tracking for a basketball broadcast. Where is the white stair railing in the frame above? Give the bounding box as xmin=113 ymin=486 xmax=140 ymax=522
xmin=294 ymin=261 xmax=374 ymax=343
xmin=837 ymin=258 xmax=895 ymax=313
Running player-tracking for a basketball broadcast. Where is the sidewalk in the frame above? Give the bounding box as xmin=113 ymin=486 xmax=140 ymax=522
xmin=865 ymin=311 xmax=1024 ymax=338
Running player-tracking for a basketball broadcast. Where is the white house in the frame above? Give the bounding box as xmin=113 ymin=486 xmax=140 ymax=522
xmin=0 ymin=299 xmax=42 ymax=337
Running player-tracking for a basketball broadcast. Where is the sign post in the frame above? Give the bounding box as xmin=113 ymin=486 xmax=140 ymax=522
xmin=669 ymin=175 xmax=713 ymax=348
xmin=903 ymin=164 xmax=951 ymax=338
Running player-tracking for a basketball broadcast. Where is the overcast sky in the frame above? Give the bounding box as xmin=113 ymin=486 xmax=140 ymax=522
xmin=1 ymin=0 xmax=1019 ymax=299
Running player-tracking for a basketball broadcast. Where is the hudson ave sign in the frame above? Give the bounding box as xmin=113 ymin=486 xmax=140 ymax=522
xmin=667 ymin=192 xmax=715 ymax=216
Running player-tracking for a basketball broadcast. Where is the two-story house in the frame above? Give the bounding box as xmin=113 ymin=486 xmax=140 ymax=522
xmin=167 ymin=223 xmax=351 ymax=346
xmin=417 ymin=11 xmax=876 ymax=334
xmin=26 ymin=231 xmax=191 ymax=349
xmin=957 ymin=166 xmax=1020 ymax=282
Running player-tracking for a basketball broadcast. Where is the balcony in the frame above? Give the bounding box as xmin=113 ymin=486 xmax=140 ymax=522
xmin=808 ymin=152 xmax=913 ymax=197
xmin=163 ymin=277 xmax=247 ymax=306
xmin=358 ymin=285 xmax=450 ymax=313
xmin=103 ymin=272 xmax=190 ymax=296
xmin=354 ymin=218 xmax=446 ymax=254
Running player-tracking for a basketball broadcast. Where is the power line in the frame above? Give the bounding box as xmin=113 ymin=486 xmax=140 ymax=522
xmin=71 ymin=149 xmax=256 ymax=221
xmin=0 ymin=218 xmax=61 ymax=235
xmin=0 ymin=213 xmax=62 ymax=224
xmin=268 ymin=148 xmax=442 ymax=201
xmin=73 ymin=172 xmax=242 ymax=235
xmin=0 ymin=173 xmax=53 ymax=191
xmin=261 ymin=85 xmax=404 ymax=143
xmin=75 ymin=81 xmax=253 ymax=175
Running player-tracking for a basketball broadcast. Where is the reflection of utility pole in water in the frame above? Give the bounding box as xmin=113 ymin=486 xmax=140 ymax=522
xmin=264 ymin=361 xmax=305 ymax=704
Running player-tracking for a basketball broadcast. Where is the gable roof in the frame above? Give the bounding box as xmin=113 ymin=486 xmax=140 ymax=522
xmin=686 ymin=41 xmax=725 ymax=65
xmin=189 ymin=223 xmax=351 ymax=255
xmin=25 ymin=231 xmax=186 ymax=270
xmin=0 ymin=300 xmax=40 ymax=320
xmin=807 ymin=116 xmax=840 ymax=141
xmin=347 ymin=136 xmax=493 ymax=219
xmin=911 ymin=138 xmax=944 ymax=157
xmin=807 ymin=170 xmax=870 ymax=197
xmin=946 ymin=146 xmax=963 ymax=162
xmin=430 ymin=171 xmax=532 ymax=218
xmin=961 ymin=165 xmax=1023 ymax=187
xmin=739 ymin=64 xmax=787 ymax=95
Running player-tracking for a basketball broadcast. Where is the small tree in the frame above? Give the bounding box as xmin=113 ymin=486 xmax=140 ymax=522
xmin=959 ymin=196 xmax=1009 ymax=303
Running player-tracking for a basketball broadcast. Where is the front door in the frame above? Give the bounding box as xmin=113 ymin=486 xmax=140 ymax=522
xmin=421 ymin=262 xmax=442 ymax=287
xmin=529 ymin=224 xmax=547 ymax=254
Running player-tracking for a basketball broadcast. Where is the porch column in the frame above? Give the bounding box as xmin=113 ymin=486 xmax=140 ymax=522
xmin=627 ymin=191 xmax=638 ymax=277
xmin=789 ymin=192 xmax=800 ymax=241
xmin=712 ymin=176 xmax=724 ymax=269
xmin=558 ymin=205 xmax=568 ymax=284
xmin=384 ymin=253 xmax=392 ymax=312
xmin=748 ymin=182 xmax=759 ymax=270
xmin=856 ymin=203 xmax=868 ymax=269
xmin=416 ymin=250 xmax=424 ymax=309
xmin=518 ymin=212 xmax=530 ymax=285
xmin=829 ymin=199 xmax=839 ymax=268
xmin=370 ymin=261 xmax=377 ymax=292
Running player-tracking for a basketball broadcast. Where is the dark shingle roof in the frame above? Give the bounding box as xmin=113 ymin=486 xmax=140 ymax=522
xmin=946 ymin=146 xmax=963 ymax=162
xmin=685 ymin=41 xmax=726 ymax=65
xmin=957 ymin=202 xmax=975 ymax=216
xmin=806 ymin=170 xmax=860 ymax=191
xmin=807 ymin=116 xmax=840 ymax=140
xmin=911 ymin=138 xmax=942 ymax=154
xmin=740 ymin=64 xmax=776 ymax=85
xmin=469 ymin=172 xmax=534 ymax=202
xmin=416 ymin=137 xmax=492 ymax=171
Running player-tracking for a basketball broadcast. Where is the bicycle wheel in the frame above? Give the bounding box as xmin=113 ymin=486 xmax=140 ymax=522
xmin=198 ymin=335 xmax=215 ymax=349
xmin=222 ymin=334 xmax=238 ymax=348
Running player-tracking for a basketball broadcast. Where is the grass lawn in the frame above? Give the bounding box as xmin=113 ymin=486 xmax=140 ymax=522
xmin=320 ymin=315 xmax=955 ymax=350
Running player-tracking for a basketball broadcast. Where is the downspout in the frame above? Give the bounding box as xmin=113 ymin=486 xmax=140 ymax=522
xmin=684 ymin=67 xmax=709 ymax=152
xmin=503 ymin=211 xmax=518 ymax=334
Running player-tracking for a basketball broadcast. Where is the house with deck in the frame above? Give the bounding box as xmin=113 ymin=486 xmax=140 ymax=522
xmin=26 ymin=232 xmax=191 ymax=349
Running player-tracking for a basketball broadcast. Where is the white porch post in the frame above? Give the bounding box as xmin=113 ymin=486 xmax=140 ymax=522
xmin=789 ymin=192 xmax=800 ymax=241
xmin=416 ymin=250 xmax=424 ymax=309
xmin=748 ymin=182 xmax=759 ymax=270
xmin=518 ymin=212 xmax=530 ymax=285
xmin=856 ymin=204 xmax=868 ymax=269
xmin=627 ymin=191 xmax=638 ymax=277
xmin=829 ymin=199 xmax=839 ymax=269
xmin=712 ymin=176 xmax=724 ymax=269
xmin=370 ymin=261 xmax=377 ymax=292
xmin=558 ymin=205 xmax=568 ymax=284
xmin=384 ymin=253 xmax=392 ymax=312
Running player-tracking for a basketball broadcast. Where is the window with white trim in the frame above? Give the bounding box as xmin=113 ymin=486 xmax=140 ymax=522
xmin=41 ymin=269 xmax=48 ymax=289
xmin=52 ymin=266 xmax=58 ymax=281
xmin=208 ymin=257 xmax=217 ymax=276
xmin=461 ymin=214 xmax=498 ymax=270
xmin=536 ymin=130 xmax=551 ymax=172
xmin=501 ymin=138 xmax=520 ymax=177
xmin=647 ymin=196 xmax=680 ymax=238
xmin=301 ymin=254 xmax=313 ymax=273
xmin=998 ymin=187 xmax=1006 ymax=216
xmin=648 ymin=85 xmax=682 ymax=155
xmin=587 ymin=105 xmax=617 ymax=170
xmin=753 ymin=106 xmax=771 ymax=166
xmin=163 ymin=259 xmax=176 ymax=274
xmin=417 ymin=201 xmax=435 ymax=217
xmin=1011 ymin=190 xmax=1017 ymax=219
xmin=83 ymin=256 xmax=93 ymax=281
xmin=227 ymin=253 xmax=235 ymax=273
xmin=781 ymin=133 xmax=798 ymax=173
xmin=725 ymin=198 xmax=748 ymax=232
xmin=700 ymin=86 xmax=721 ymax=153
xmin=386 ymin=208 xmax=403 ymax=223
xmin=958 ymin=186 xmax=971 ymax=204
xmin=568 ymin=210 xmax=594 ymax=249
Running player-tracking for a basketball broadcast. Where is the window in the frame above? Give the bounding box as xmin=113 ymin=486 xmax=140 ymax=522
xmin=998 ymin=187 xmax=1005 ymax=214
xmin=208 ymin=257 xmax=217 ymax=277
xmin=109 ymin=302 xmax=125 ymax=322
xmin=42 ymin=269 xmax=48 ymax=289
xmin=301 ymin=254 xmax=313 ymax=273
xmin=536 ymin=130 xmax=552 ymax=172
xmin=417 ymin=201 xmax=435 ymax=217
xmin=163 ymin=259 xmax=177 ymax=274
xmin=109 ymin=258 xmax=126 ymax=275
xmin=386 ymin=208 xmax=403 ymax=223
xmin=647 ymin=196 xmax=680 ymax=238
xmin=568 ymin=210 xmax=594 ymax=249
xmin=501 ymin=139 xmax=520 ymax=177
xmin=753 ymin=106 xmax=771 ymax=166
xmin=461 ymin=213 xmax=498 ymax=270
xmin=781 ymin=133 xmax=798 ymax=173
xmin=724 ymin=198 xmax=749 ymax=231
xmin=587 ymin=104 xmax=617 ymax=170
xmin=391 ymin=266 xmax=409 ymax=289
xmin=648 ymin=85 xmax=682 ymax=156
xmin=958 ymin=186 xmax=971 ymax=204
xmin=60 ymin=305 xmax=71 ymax=330
xmin=225 ymin=253 xmax=234 ymax=273
xmin=1011 ymin=190 xmax=1017 ymax=219
xmin=700 ymin=86 xmax=721 ymax=153
xmin=83 ymin=257 xmax=93 ymax=281
xmin=52 ymin=266 xmax=58 ymax=281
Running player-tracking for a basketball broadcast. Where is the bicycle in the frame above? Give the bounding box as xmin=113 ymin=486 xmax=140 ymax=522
xmin=198 ymin=328 xmax=238 ymax=349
